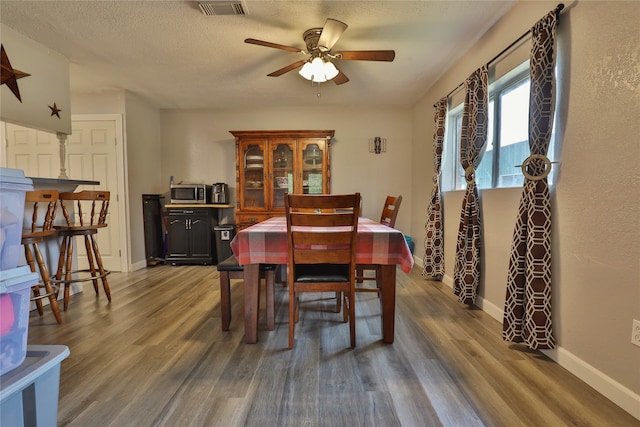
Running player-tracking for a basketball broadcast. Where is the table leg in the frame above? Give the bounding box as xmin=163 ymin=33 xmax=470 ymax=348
xmin=243 ymin=263 xmax=260 ymax=343
xmin=220 ymin=271 xmax=231 ymax=331
xmin=379 ymin=265 xmax=396 ymax=343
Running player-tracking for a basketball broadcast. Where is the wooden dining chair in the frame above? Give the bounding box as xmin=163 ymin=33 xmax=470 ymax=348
xmin=22 ymin=190 xmax=62 ymax=324
xmin=285 ymin=193 xmax=361 ymax=349
xmin=356 ymin=195 xmax=402 ymax=295
xmin=54 ymin=190 xmax=111 ymax=311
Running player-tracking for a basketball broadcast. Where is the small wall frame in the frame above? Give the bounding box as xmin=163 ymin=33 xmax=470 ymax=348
xmin=369 ymin=137 xmax=387 ymax=154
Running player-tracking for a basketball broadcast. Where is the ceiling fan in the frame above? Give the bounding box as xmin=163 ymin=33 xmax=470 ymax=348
xmin=245 ymin=18 xmax=395 ymax=85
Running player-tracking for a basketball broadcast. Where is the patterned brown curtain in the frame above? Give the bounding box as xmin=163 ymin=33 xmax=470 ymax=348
xmin=423 ymin=97 xmax=447 ymax=278
xmin=503 ymin=10 xmax=558 ymax=350
xmin=453 ymin=66 xmax=488 ymax=305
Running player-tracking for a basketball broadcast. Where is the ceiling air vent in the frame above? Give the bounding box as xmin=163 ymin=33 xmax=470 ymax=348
xmin=198 ymin=1 xmax=247 ymax=16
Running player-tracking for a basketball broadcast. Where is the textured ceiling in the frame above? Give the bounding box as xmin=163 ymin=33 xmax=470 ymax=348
xmin=0 ymin=1 xmax=515 ymax=109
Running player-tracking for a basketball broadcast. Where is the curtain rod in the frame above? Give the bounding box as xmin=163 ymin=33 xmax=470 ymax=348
xmin=434 ymin=3 xmax=564 ymax=108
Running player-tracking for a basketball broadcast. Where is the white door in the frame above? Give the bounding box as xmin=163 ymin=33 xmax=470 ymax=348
xmin=4 ymin=123 xmax=60 ymax=178
xmin=66 ymin=119 xmax=122 ymax=272
xmin=5 ymin=118 xmax=124 ymax=272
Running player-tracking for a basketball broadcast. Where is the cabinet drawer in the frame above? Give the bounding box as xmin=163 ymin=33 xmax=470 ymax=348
xmin=167 ymin=207 xmax=211 ymax=216
xmin=235 ymin=213 xmax=271 ymax=229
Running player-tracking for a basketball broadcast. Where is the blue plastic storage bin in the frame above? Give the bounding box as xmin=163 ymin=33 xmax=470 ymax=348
xmin=404 ymin=235 xmax=415 ymax=255
xmin=0 ymin=168 xmax=33 ymax=270
xmin=0 ymin=266 xmax=39 ymax=376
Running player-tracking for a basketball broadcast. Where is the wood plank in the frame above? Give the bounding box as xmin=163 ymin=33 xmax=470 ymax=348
xmin=25 ymin=265 xmax=639 ymax=426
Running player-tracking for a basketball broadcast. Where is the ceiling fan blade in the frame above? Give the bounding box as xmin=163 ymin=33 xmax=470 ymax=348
xmin=267 ymin=60 xmax=307 ymax=77
xmin=332 ymin=69 xmax=350 ymax=85
xmin=245 ymin=38 xmax=303 ymax=53
xmin=317 ymin=18 xmax=348 ymax=51
xmin=335 ymin=50 xmax=396 ymax=61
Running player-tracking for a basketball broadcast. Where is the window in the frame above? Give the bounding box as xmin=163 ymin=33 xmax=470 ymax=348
xmin=441 ymin=61 xmax=555 ymax=191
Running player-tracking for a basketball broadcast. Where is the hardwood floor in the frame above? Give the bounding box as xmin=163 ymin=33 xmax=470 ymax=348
xmin=27 ymin=265 xmax=638 ymax=427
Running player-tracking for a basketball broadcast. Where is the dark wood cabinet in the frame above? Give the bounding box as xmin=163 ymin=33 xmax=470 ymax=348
xmin=166 ymin=207 xmax=215 ymax=265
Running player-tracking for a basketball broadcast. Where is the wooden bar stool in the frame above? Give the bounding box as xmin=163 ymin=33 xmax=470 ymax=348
xmin=54 ymin=191 xmax=111 ymax=311
xmin=22 ymin=190 xmax=62 ymax=324
xmin=218 ymin=255 xmax=276 ymax=331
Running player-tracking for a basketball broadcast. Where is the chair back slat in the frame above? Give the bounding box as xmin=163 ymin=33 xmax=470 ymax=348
xmin=289 ymin=212 xmax=356 ymax=227
xmin=380 ymin=195 xmax=402 ymax=228
xmin=294 ymin=248 xmax=354 ymax=264
xmin=293 ymin=230 xmax=353 ymax=246
xmin=24 ymin=190 xmax=59 ymax=235
xmin=59 ymin=191 xmax=110 ymax=228
xmin=289 ymin=194 xmax=359 ymax=210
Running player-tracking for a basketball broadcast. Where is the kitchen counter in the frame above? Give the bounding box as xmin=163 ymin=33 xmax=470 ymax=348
xmin=29 ymin=177 xmax=100 ymax=191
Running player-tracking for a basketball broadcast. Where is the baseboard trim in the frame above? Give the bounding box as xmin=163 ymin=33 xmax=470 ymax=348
xmin=442 ymin=273 xmax=453 ymax=288
xmin=434 ymin=273 xmax=639 ymax=420
xmin=475 ymin=294 xmax=503 ymax=323
xmin=541 ymin=347 xmax=640 ymax=420
xmin=130 ymin=260 xmax=147 ymax=271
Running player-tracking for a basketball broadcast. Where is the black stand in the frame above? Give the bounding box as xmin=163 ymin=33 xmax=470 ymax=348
xmin=142 ymin=194 xmax=165 ymax=266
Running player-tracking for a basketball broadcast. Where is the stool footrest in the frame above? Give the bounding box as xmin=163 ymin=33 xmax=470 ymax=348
xmin=30 ymin=284 xmax=59 ymax=301
xmin=52 ymin=269 xmax=111 ymax=285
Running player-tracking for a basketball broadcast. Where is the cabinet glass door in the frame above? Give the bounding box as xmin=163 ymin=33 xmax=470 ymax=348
xmin=271 ymin=143 xmax=294 ymax=209
xmin=301 ymin=142 xmax=325 ymax=194
xmin=242 ymin=143 xmax=266 ymax=210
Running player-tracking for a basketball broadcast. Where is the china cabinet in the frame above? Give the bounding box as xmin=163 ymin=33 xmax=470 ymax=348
xmin=230 ymin=130 xmax=334 ymax=230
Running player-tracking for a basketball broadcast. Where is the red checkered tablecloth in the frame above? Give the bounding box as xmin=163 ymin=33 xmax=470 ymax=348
xmin=230 ymin=216 xmax=414 ymax=273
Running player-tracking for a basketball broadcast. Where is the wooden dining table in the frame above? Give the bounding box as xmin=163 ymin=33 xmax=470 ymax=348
xmin=229 ymin=216 xmax=414 ymax=344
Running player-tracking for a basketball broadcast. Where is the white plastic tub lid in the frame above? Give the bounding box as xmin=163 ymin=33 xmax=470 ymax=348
xmin=0 ymin=167 xmax=34 ymax=190
xmin=0 ymin=266 xmax=39 ymax=293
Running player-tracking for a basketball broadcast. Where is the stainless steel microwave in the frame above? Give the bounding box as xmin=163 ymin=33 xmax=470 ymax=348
xmin=170 ymin=184 xmax=211 ymax=204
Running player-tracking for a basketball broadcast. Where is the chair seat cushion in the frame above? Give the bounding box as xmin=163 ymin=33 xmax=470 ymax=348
xmin=217 ymin=255 xmax=244 ymax=272
xmin=217 ymin=255 xmax=276 ymax=272
xmin=294 ymin=264 xmax=350 ymax=283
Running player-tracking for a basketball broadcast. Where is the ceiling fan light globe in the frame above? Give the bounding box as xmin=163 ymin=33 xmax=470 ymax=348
xmin=299 ymin=62 xmax=314 ymax=80
xmin=310 ymin=57 xmax=325 ymax=74
xmin=324 ymin=61 xmax=339 ymax=80
xmin=307 ymin=57 xmax=328 ymax=82
xmin=312 ymin=73 xmax=327 ymax=83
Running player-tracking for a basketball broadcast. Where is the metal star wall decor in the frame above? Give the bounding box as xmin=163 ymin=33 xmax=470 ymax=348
xmin=49 ymin=102 xmax=61 ymax=118
xmin=1 ymin=44 xmax=31 ymax=102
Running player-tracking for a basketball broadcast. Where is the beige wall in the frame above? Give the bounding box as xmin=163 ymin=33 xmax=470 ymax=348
xmin=411 ymin=0 xmax=640 ymax=417
xmin=123 ymin=91 xmax=163 ymax=269
xmin=159 ymin=106 xmax=413 ymax=234
xmin=71 ymin=90 xmax=125 ymax=114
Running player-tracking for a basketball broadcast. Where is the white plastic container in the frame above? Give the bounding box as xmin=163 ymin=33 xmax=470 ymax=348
xmin=0 ymin=266 xmax=39 ymax=376
xmin=0 ymin=168 xmax=33 ymax=270
xmin=0 ymin=345 xmax=70 ymax=427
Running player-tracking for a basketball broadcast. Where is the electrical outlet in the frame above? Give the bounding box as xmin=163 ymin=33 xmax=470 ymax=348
xmin=632 ymin=319 xmax=640 ymax=348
